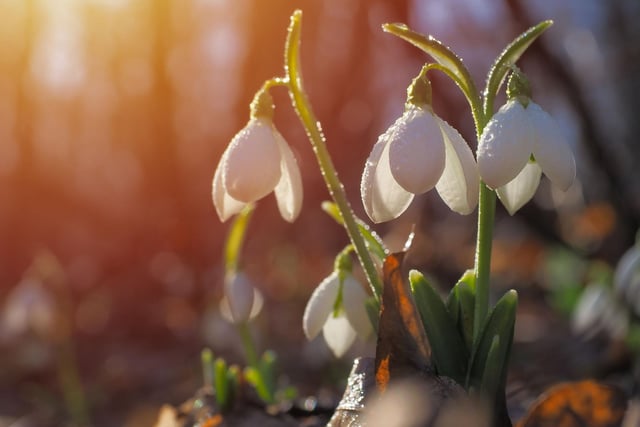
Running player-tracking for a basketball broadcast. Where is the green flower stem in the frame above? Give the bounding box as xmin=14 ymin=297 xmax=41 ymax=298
xmin=472 ymin=86 xmax=496 ymax=346
xmin=284 ymin=10 xmax=382 ymax=299
xmin=473 ymin=182 xmax=496 ymax=343
xmin=238 ymin=321 xmax=259 ymax=369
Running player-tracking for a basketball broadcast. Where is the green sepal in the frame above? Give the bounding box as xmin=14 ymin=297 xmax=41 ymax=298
xmin=321 ymin=201 xmax=388 ymax=261
xmin=468 ymin=290 xmax=517 ymax=410
xmin=484 ymin=20 xmax=553 ymax=115
xmin=382 ymin=23 xmax=480 ymax=115
xmin=446 ymin=270 xmax=476 ymax=351
xmin=409 ymin=270 xmax=469 ymax=385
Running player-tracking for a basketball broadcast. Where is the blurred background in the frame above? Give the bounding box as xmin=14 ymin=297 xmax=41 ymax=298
xmin=0 ymin=0 xmax=639 ymax=425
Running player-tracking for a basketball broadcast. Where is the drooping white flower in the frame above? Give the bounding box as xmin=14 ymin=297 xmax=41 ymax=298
xmin=219 ymin=272 xmax=264 ymax=324
xmin=302 ymin=271 xmax=372 ymax=357
xmin=1 ymin=277 xmax=55 ymax=339
xmin=212 ymin=117 xmax=303 ymax=222
xmin=573 ymin=283 xmax=628 ymax=340
xmin=361 ymin=105 xmax=478 ymax=223
xmin=477 ymin=99 xmax=576 ymax=214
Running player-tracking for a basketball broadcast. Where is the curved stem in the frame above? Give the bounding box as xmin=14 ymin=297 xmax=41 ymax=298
xmin=284 ymin=10 xmax=382 ymax=299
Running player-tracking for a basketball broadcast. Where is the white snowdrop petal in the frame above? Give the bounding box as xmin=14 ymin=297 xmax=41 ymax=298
xmin=322 ymin=313 xmax=357 ymax=358
xmin=496 ymin=161 xmax=542 ymax=215
xmin=388 ymin=108 xmax=445 ymax=194
xmin=3 ymin=278 xmax=55 ymax=337
xmin=614 ymin=247 xmax=640 ymax=315
xmin=273 ymin=129 xmax=304 ymax=222
xmin=212 ymin=151 xmax=246 ymax=221
xmin=572 ymin=283 xmax=609 ymax=335
xmin=223 ymin=118 xmax=282 ymax=203
xmin=224 ymin=272 xmax=256 ymax=323
xmin=248 ymin=288 xmax=264 ymax=320
xmin=526 ymin=102 xmax=576 ymax=191
xmin=478 ymin=100 xmax=534 ymax=189
xmin=341 ymin=276 xmax=373 ymax=340
xmin=303 ymin=272 xmax=340 ymax=340
xmin=219 ymin=296 xmax=234 ymax=323
xmin=361 ymin=136 xmax=414 ymax=223
xmin=435 ymin=119 xmax=479 ymax=215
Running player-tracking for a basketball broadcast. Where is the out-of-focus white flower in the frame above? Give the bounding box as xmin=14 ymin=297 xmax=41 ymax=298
xmin=212 ymin=117 xmax=303 ymax=222
xmin=614 ymin=243 xmax=640 ymax=316
xmin=573 ymin=283 xmax=628 ymax=340
xmin=303 ymin=271 xmax=372 ymax=357
xmin=361 ymin=105 xmax=478 ymax=223
xmin=220 ymin=272 xmax=263 ymax=324
xmin=1 ymin=277 xmax=55 ymax=339
xmin=477 ymin=99 xmax=576 ymax=214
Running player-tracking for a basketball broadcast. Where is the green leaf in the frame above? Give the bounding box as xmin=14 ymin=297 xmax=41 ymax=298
xmin=446 ymin=271 xmax=476 ymax=351
xmin=214 ymin=358 xmax=230 ymax=410
xmin=278 ymin=386 xmax=298 ymax=401
xmin=226 ymin=365 xmax=240 ymax=409
xmin=480 ymin=335 xmax=502 ymax=397
xmin=224 ymin=204 xmax=255 ymax=275
xmin=201 ymin=348 xmax=214 ymax=388
xmin=410 ymin=270 xmax=469 ymax=385
xmin=484 ymin=20 xmax=553 ymax=115
xmin=468 ymin=290 xmax=517 ymax=395
xmin=382 ymin=23 xmax=481 ymax=114
xmin=322 ymin=201 xmax=388 ymax=260
xmin=245 ymin=351 xmax=277 ymax=405
xmin=259 ymin=350 xmax=277 ymax=403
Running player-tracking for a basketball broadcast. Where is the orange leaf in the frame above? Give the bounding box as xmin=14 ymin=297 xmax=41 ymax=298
xmin=375 ymin=252 xmax=432 ymax=392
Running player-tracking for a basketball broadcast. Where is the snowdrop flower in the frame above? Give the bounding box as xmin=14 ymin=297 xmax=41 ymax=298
xmin=613 ymin=241 xmax=640 ymax=316
xmin=219 ymin=272 xmax=264 ymax=324
xmin=477 ymin=98 xmax=576 ymax=214
xmin=303 ymin=271 xmax=372 ymax=357
xmin=573 ymin=283 xmax=628 ymax=340
xmin=212 ymin=116 xmax=303 ymax=223
xmin=1 ymin=277 xmax=55 ymax=339
xmin=361 ymin=104 xmax=479 ymax=223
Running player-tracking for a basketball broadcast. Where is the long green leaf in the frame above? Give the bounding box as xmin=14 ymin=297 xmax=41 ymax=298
xmin=410 ymin=270 xmax=469 ymax=385
xmin=382 ymin=23 xmax=481 ymax=114
xmin=214 ymin=358 xmax=229 ymax=409
xmin=201 ymin=348 xmax=214 ymax=388
xmin=446 ymin=271 xmax=476 ymax=352
xmin=484 ymin=20 xmax=553 ymax=115
xmin=468 ymin=290 xmax=517 ymax=393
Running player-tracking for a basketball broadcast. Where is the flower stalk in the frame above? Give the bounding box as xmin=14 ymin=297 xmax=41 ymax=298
xmin=473 ymin=183 xmax=496 ymax=343
xmin=283 ymin=10 xmax=382 ymax=299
